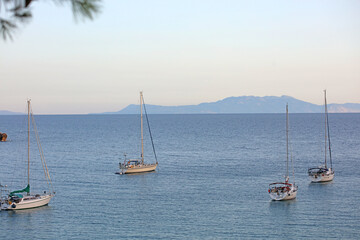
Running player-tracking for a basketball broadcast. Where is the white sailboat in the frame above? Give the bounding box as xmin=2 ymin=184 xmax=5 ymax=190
xmin=269 ymin=104 xmax=298 ymax=201
xmin=1 ymin=99 xmax=54 ymax=210
xmin=118 ymin=92 xmax=158 ymax=174
xmin=308 ymin=90 xmax=335 ymax=183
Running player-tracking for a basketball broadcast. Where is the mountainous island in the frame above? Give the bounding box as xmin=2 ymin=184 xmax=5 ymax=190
xmin=101 ymin=95 xmax=360 ymax=114
xmin=0 ymin=110 xmax=24 ymax=115
xmin=1 ymin=96 xmax=360 ymax=115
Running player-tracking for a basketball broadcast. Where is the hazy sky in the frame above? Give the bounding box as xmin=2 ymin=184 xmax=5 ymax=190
xmin=1 ymin=0 xmax=359 ymax=114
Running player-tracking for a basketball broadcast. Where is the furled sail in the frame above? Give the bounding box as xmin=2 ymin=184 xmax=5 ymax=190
xmin=10 ymin=184 xmax=30 ymax=196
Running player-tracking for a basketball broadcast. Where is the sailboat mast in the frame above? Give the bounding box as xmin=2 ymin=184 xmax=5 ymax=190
xmin=27 ymin=99 xmax=30 ymax=194
xmin=286 ymin=104 xmax=289 ymax=180
xmin=324 ymin=90 xmax=327 ymax=168
xmin=140 ymin=92 xmax=144 ymax=164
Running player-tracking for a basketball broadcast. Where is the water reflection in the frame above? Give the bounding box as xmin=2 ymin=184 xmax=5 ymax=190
xmin=268 ymin=199 xmax=297 ymax=214
xmin=308 ymin=180 xmax=334 ymax=186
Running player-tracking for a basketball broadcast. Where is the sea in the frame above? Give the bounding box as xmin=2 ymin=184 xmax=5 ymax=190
xmin=0 ymin=113 xmax=359 ymax=239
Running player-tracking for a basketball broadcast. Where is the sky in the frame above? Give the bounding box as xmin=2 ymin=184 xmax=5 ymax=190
xmin=1 ymin=0 xmax=359 ymax=114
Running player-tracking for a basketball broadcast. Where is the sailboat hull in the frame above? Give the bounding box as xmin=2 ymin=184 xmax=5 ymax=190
xmin=309 ymin=172 xmax=334 ymax=183
xmin=3 ymin=194 xmax=53 ymax=210
xmin=269 ymin=187 xmax=297 ymax=201
xmin=122 ymin=163 xmax=158 ymax=174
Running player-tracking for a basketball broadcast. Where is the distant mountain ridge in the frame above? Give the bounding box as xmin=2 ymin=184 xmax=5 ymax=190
xmin=0 ymin=110 xmax=24 ymax=115
xmin=2 ymin=96 xmax=360 ymax=115
xmin=103 ymin=95 xmax=360 ymax=114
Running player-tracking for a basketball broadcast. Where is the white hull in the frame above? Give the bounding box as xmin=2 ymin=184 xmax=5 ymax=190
xmin=309 ymin=171 xmax=334 ymax=183
xmin=122 ymin=163 xmax=158 ymax=174
xmin=269 ymin=186 xmax=297 ymax=201
xmin=2 ymin=194 xmax=53 ymax=210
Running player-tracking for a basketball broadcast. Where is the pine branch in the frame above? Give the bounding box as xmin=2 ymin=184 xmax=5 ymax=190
xmin=70 ymin=0 xmax=101 ymax=21
xmin=0 ymin=18 xmax=17 ymax=40
xmin=0 ymin=0 xmax=102 ymax=41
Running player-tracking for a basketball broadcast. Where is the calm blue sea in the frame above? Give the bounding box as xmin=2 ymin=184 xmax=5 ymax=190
xmin=0 ymin=113 xmax=359 ymax=239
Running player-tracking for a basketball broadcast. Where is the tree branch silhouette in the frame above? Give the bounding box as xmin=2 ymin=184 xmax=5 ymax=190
xmin=0 ymin=0 xmax=101 ymax=41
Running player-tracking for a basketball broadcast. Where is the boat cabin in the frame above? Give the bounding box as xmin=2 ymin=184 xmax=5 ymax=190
xmin=308 ymin=167 xmax=328 ymax=176
xmin=268 ymin=182 xmax=292 ymax=193
xmin=119 ymin=159 xmax=142 ymax=169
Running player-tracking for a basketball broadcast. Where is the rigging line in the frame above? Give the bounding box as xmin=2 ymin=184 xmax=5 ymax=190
xmin=286 ymin=104 xmax=289 ymax=180
xmin=11 ymin=105 xmax=27 ymax=188
xmin=28 ymin=100 xmax=30 ymax=190
xmin=30 ymin=107 xmax=54 ymax=193
xmin=30 ymin=108 xmax=50 ymax=189
xmin=325 ymin=96 xmax=333 ymax=169
xmin=324 ymin=91 xmax=327 ymax=169
xmin=142 ymin=97 xmax=158 ymax=164
xmin=290 ymin=142 xmax=295 ymax=185
xmin=140 ymin=92 xmax=144 ymax=163
xmin=288 ymin=113 xmax=295 ymax=185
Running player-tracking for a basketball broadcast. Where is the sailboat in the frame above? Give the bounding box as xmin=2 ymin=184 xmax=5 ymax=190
xmin=1 ymin=99 xmax=54 ymax=210
xmin=118 ymin=92 xmax=158 ymax=174
xmin=308 ymin=90 xmax=335 ymax=182
xmin=269 ymin=104 xmax=298 ymax=201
